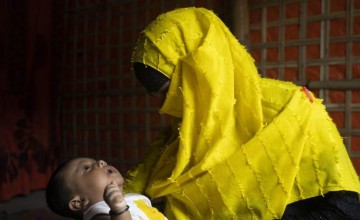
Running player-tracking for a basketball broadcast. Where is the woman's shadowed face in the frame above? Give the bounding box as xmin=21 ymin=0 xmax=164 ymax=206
xmin=150 ymin=80 xmax=170 ymax=106
xmin=133 ymin=62 xmax=170 ymax=106
xmin=133 ymin=63 xmax=169 ymax=93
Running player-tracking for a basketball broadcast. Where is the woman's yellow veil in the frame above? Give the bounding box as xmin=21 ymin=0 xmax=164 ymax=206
xmin=129 ymin=7 xmax=360 ymax=219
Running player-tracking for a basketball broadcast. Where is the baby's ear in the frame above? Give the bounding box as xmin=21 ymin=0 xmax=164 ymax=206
xmin=69 ymin=195 xmax=89 ymax=211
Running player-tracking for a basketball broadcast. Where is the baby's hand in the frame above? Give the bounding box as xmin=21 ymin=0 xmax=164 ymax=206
xmin=103 ymin=181 xmax=127 ymax=213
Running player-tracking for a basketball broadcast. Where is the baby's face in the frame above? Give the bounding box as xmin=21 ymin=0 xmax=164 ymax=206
xmin=61 ymin=158 xmax=124 ymax=204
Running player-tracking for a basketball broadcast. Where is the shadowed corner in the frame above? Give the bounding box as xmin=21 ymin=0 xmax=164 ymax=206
xmin=0 ymin=190 xmax=71 ymax=220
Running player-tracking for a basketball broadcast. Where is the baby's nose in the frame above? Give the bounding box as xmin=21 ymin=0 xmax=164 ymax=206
xmin=97 ymin=160 xmax=107 ymax=167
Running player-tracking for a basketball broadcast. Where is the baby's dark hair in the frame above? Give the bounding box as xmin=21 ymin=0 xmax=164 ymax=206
xmin=46 ymin=159 xmax=82 ymax=219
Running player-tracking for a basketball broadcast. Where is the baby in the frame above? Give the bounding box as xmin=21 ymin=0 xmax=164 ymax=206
xmin=46 ymin=157 xmax=167 ymax=220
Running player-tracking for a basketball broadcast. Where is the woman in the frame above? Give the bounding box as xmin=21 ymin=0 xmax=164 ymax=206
xmin=125 ymin=7 xmax=360 ymax=219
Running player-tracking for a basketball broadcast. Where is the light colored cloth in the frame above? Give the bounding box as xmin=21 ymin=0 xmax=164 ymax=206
xmin=83 ymin=193 xmax=167 ymax=220
xmin=127 ymin=7 xmax=360 ymax=220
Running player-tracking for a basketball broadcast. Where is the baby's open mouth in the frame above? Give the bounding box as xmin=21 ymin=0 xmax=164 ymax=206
xmin=106 ymin=166 xmax=118 ymax=175
xmin=107 ymin=168 xmax=114 ymax=174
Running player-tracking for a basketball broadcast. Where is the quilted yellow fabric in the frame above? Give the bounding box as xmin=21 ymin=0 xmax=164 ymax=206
xmin=127 ymin=7 xmax=360 ymax=220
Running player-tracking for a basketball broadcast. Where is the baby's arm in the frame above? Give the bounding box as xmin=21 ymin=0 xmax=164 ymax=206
xmin=94 ymin=181 xmax=132 ymax=220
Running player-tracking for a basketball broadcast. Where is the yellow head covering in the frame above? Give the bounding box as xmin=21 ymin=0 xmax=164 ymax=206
xmin=129 ymin=7 xmax=360 ymax=219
